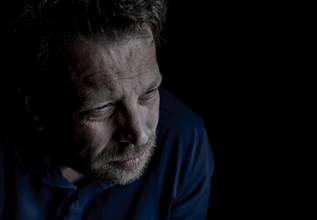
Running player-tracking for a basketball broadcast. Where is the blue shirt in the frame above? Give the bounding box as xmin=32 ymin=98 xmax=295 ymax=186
xmin=0 ymin=89 xmax=214 ymax=220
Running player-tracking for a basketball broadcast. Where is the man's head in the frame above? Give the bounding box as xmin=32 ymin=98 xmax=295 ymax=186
xmin=58 ymin=30 xmax=162 ymax=185
xmin=9 ymin=0 xmax=167 ymax=185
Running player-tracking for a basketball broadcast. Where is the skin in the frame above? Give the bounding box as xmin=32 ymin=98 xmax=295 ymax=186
xmin=47 ymin=29 xmax=162 ymax=185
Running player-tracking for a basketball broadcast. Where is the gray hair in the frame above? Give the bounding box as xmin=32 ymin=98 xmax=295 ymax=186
xmin=7 ymin=0 xmax=167 ymax=95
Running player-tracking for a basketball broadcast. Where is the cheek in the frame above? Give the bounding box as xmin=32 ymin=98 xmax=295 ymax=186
xmin=73 ymin=121 xmax=113 ymax=155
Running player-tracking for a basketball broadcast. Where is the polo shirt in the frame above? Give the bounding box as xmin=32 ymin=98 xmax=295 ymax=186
xmin=0 ymin=88 xmax=214 ymax=220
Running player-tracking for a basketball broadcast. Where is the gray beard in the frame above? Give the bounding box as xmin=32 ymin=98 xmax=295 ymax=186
xmin=68 ymin=134 xmax=157 ymax=185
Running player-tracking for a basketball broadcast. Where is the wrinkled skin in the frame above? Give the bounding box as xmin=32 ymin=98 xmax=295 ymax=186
xmin=42 ymin=30 xmax=162 ymax=185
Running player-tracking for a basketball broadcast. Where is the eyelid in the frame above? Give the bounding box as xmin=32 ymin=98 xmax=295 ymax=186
xmin=146 ymin=88 xmax=157 ymax=94
xmin=93 ymin=103 xmax=115 ymax=111
xmin=146 ymin=77 xmax=162 ymax=95
xmin=145 ymin=86 xmax=159 ymax=95
xmin=83 ymin=103 xmax=116 ymax=121
xmin=139 ymin=87 xmax=160 ymax=102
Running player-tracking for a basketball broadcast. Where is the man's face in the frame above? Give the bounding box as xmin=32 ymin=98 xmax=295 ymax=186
xmin=52 ymin=32 xmax=162 ymax=185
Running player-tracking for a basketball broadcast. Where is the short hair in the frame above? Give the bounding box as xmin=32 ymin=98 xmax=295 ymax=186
xmin=6 ymin=0 xmax=167 ymax=95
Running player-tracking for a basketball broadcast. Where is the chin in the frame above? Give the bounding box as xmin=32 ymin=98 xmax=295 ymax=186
xmin=87 ymin=146 xmax=155 ymax=185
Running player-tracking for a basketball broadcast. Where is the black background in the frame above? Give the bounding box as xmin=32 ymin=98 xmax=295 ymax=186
xmin=0 ymin=1 xmax=313 ymax=219
xmin=157 ymin=1 xmax=313 ymax=219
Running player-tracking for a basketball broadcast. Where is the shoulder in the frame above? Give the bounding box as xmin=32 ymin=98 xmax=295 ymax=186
xmin=156 ymin=88 xmax=213 ymax=167
xmin=158 ymin=88 xmax=206 ymax=137
xmin=155 ymin=88 xmax=214 ymax=209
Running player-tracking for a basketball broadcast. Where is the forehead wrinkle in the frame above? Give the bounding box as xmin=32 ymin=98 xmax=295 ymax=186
xmin=64 ymin=31 xmax=158 ymax=110
xmin=82 ymin=71 xmax=115 ymax=90
xmin=98 ymin=36 xmax=155 ymax=77
xmin=72 ymin=71 xmax=118 ymax=109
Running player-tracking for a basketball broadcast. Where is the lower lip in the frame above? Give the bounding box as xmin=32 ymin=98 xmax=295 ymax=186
xmin=110 ymin=151 xmax=147 ymax=170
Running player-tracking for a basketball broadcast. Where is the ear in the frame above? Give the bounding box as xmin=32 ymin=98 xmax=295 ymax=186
xmin=24 ymin=95 xmax=45 ymax=131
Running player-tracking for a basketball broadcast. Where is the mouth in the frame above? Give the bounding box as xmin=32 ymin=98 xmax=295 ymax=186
xmin=109 ymin=150 xmax=148 ymax=170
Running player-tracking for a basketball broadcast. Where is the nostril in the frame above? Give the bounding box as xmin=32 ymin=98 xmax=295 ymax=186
xmin=114 ymin=128 xmax=130 ymax=144
xmin=114 ymin=126 xmax=148 ymax=146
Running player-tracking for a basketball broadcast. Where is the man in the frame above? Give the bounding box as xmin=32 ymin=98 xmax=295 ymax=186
xmin=0 ymin=0 xmax=214 ymax=219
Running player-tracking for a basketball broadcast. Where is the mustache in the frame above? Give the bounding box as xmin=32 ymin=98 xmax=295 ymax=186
xmin=97 ymin=133 xmax=157 ymax=162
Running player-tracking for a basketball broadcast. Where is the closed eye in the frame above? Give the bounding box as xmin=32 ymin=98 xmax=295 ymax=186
xmin=94 ymin=103 xmax=113 ymax=110
xmin=78 ymin=103 xmax=116 ymax=121
xmin=92 ymin=103 xmax=116 ymax=113
xmin=139 ymin=87 xmax=159 ymax=103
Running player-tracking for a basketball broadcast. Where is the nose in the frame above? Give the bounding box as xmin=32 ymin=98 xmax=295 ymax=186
xmin=116 ymin=108 xmax=149 ymax=146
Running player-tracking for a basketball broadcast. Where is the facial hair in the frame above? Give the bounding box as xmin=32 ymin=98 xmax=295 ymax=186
xmin=68 ymin=133 xmax=157 ymax=185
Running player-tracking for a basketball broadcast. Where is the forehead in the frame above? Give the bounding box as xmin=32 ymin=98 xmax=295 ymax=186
xmin=59 ymin=32 xmax=161 ymax=106
xmin=65 ymin=33 xmax=156 ymax=75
